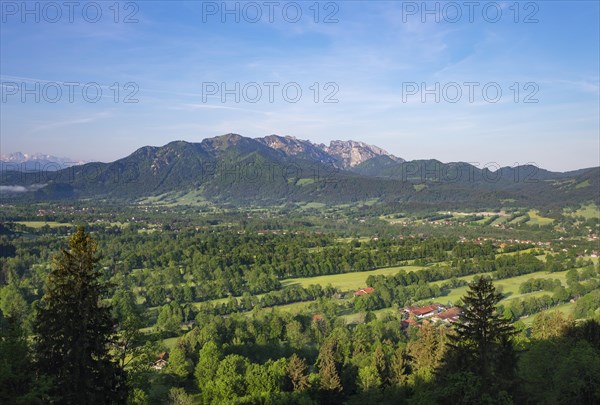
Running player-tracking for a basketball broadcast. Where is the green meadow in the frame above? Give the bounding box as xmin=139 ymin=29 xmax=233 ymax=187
xmin=527 ymin=210 xmax=554 ymax=226
xmin=565 ymin=203 xmax=600 ymax=219
xmin=16 ymin=221 xmax=73 ymax=228
xmin=281 ymin=265 xmax=426 ymax=291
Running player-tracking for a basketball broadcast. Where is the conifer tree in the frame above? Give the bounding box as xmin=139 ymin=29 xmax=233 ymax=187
xmin=438 ymin=277 xmax=517 ymax=402
xmin=287 ymin=353 xmax=310 ymax=392
xmin=452 ymin=276 xmax=516 ymax=378
xmin=389 ymin=346 xmax=410 ymax=386
xmin=318 ymin=340 xmax=342 ymax=402
xmin=34 ymin=227 xmax=126 ymax=404
xmin=373 ymin=344 xmax=389 ymax=386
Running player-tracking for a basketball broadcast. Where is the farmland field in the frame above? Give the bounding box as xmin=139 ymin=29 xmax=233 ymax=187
xmin=416 ymin=269 xmax=571 ymax=308
xmin=281 ymin=265 xmax=426 ymax=290
xmin=565 ymin=203 xmax=600 ymax=219
xmin=527 ymin=210 xmax=555 ymax=226
xmin=16 ymin=221 xmax=73 ymax=228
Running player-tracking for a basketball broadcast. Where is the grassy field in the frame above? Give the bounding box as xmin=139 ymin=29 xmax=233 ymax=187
xmin=565 ymin=203 xmax=600 ymax=219
xmin=520 ymin=301 xmax=576 ymax=325
xmin=296 ymin=178 xmax=315 ymax=186
xmin=300 ymin=202 xmax=326 ymax=210
xmin=281 ymin=265 xmax=425 ymax=291
xmin=265 ymin=300 xmax=314 ymax=313
xmin=137 ymin=191 xmax=212 ymax=207
xmin=498 ymin=270 xmax=568 ymax=297
xmin=490 ymin=216 xmax=509 ymax=226
xmin=162 ymin=337 xmax=179 ymax=350
xmin=16 ymin=221 xmax=73 ymax=228
xmin=527 ymin=210 xmax=554 ymax=226
xmin=508 ymin=215 xmax=528 ymax=225
xmin=575 ymin=180 xmax=590 ymax=189
xmin=473 ymin=217 xmax=490 ymax=225
xmin=335 ymin=236 xmax=372 ymax=243
xmin=420 ymin=269 xmax=571 ymax=307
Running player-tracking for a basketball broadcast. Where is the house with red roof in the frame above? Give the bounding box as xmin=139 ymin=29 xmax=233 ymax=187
xmin=402 ymin=303 xmax=445 ymax=319
xmin=401 ymin=318 xmax=418 ymax=329
xmin=431 ymin=307 xmax=462 ymax=324
xmin=354 ymin=287 xmax=375 ymax=296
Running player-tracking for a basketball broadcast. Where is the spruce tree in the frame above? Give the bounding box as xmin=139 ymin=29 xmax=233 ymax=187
xmin=453 ymin=277 xmax=515 ymax=377
xmin=287 ymin=353 xmax=310 ymax=392
xmin=389 ymin=346 xmax=410 ymax=386
xmin=438 ymin=276 xmax=517 ymax=402
xmin=34 ymin=227 xmax=126 ymax=404
xmin=317 ymin=340 xmax=342 ymax=403
xmin=373 ymin=344 xmax=389 ymax=386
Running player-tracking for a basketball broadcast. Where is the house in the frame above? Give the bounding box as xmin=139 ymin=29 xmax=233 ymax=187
xmin=401 ymin=318 xmax=418 ymax=329
xmin=431 ymin=307 xmax=462 ymax=324
xmin=354 ymin=287 xmax=375 ymax=296
xmin=152 ymin=352 xmax=169 ymax=370
xmin=403 ymin=304 xmax=445 ymax=319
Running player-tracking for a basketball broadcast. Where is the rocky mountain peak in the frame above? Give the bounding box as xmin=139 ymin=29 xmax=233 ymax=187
xmin=324 ymin=140 xmax=401 ymax=168
xmin=256 ymin=134 xmax=335 ymax=162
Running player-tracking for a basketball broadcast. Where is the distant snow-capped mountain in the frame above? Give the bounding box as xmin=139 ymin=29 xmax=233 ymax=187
xmin=0 ymin=152 xmax=86 ymax=171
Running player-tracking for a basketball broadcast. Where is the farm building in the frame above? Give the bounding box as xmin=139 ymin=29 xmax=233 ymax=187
xmin=431 ymin=307 xmax=462 ymax=324
xmin=402 ymin=303 xmax=445 ymax=319
xmin=152 ymin=352 xmax=169 ymax=370
xmin=354 ymin=287 xmax=375 ymax=296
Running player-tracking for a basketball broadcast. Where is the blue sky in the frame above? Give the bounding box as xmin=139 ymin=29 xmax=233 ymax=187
xmin=1 ymin=0 xmax=598 ymax=171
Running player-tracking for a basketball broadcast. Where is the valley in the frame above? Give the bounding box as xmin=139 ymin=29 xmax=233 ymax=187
xmin=1 ymin=194 xmax=598 ymax=403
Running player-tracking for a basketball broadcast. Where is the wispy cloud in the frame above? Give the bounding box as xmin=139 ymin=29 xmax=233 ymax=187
xmin=29 ymin=111 xmax=112 ymax=133
xmin=171 ymin=103 xmax=267 ymax=114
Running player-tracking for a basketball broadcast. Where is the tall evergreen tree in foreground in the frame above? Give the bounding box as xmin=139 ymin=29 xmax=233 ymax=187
xmin=34 ymin=227 xmax=126 ymax=404
xmin=437 ymin=276 xmax=517 ymax=403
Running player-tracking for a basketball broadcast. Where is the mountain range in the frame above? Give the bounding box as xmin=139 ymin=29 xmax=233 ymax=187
xmin=1 ymin=133 xmax=598 ymax=209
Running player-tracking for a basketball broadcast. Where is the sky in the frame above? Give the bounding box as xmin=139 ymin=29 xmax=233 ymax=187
xmin=1 ymin=0 xmax=599 ymax=171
